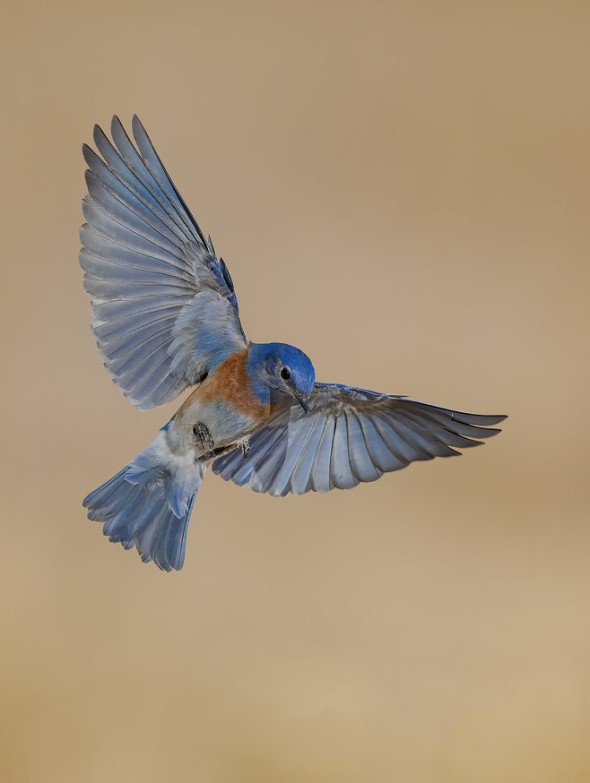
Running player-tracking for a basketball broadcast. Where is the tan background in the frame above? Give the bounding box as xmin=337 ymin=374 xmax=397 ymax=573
xmin=1 ymin=2 xmax=589 ymax=781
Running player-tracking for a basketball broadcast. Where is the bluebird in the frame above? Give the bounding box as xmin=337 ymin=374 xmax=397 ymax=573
xmin=80 ymin=116 xmax=506 ymax=571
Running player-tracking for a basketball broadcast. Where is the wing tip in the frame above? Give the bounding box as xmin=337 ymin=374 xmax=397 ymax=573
xmin=132 ymin=113 xmax=146 ymax=142
xmin=453 ymin=412 xmax=508 ymax=427
xmin=92 ymin=123 xmax=105 ymax=146
xmin=81 ymin=142 xmax=94 ymax=163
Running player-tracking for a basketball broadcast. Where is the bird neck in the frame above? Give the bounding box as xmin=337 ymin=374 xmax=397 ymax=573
xmin=245 ymin=343 xmax=272 ymax=404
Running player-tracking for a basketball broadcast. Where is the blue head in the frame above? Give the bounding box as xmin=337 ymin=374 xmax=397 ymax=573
xmin=247 ymin=342 xmax=316 ymax=411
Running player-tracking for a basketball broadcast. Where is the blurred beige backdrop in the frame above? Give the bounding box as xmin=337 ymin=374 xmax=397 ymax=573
xmin=1 ymin=2 xmax=589 ymax=781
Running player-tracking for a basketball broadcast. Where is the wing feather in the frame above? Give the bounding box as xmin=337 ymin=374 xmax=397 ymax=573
xmin=266 ymin=416 xmax=318 ymax=497
xmin=346 ymin=412 xmax=382 ymax=484
xmin=290 ymin=416 xmax=329 ymax=495
xmin=213 ymin=384 xmax=506 ymax=496
xmin=85 ymin=170 xmax=184 ymax=249
xmin=80 ymin=116 xmax=247 ymax=409
xmin=330 ymin=415 xmax=356 ymax=490
xmin=310 ymin=416 xmax=336 ymax=493
xmin=250 ymin=427 xmax=296 ymax=494
xmin=82 ymin=198 xmax=183 ymax=258
xmin=357 ymin=414 xmax=408 ymax=473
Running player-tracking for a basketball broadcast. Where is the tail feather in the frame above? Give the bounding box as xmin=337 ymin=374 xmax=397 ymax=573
xmin=83 ymin=432 xmax=204 ymax=571
xmin=85 ymin=468 xmax=130 ymax=521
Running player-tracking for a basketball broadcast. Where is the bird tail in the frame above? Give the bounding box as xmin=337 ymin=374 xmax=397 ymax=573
xmin=83 ymin=431 xmax=205 ymax=571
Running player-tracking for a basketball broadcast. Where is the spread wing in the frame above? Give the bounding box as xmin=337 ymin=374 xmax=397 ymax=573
xmin=80 ymin=115 xmax=247 ymax=410
xmin=212 ymin=383 xmax=506 ymax=496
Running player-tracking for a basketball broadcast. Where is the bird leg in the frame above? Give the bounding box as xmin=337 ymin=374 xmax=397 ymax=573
xmin=200 ymin=438 xmax=250 ymax=463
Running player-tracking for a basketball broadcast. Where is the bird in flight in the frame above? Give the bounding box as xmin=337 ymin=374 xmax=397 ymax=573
xmin=80 ymin=116 xmax=506 ymax=572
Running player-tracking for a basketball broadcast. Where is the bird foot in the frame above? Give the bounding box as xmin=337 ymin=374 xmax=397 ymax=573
xmin=239 ymin=439 xmax=250 ymax=458
xmin=193 ymin=422 xmax=214 ymax=451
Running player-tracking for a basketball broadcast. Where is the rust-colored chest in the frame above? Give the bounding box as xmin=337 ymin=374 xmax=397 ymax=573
xmin=179 ymin=348 xmax=270 ymax=425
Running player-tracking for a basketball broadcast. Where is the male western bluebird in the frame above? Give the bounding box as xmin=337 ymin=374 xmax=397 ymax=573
xmin=80 ymin=116 xmax=505 ymax=571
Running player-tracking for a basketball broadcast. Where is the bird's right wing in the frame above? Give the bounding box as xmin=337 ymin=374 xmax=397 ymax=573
xmin=212 ymin=383 xmax=506 ymax=496
xmin=80 ymin=115 xmax=247 ymax=410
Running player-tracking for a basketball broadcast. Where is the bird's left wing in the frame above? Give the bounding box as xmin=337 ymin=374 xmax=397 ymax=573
xmin=80 ymin=115 xmax=247 ymax=410
xmin=212 ymin=383 xmax=506 ymax=496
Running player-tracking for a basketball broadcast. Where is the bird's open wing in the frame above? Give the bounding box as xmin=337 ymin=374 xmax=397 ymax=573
xmin=80 ymin=115 xmax=247 ymax=410
xmin=212 ymin=383 xmax=506 ymax=496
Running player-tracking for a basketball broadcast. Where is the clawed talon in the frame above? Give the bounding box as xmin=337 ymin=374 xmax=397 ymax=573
xmin=193 ymin=422 xmax=214 ymax=451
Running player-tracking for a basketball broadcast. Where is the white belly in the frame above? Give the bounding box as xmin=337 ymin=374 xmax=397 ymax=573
xmin=164 ymin=395 xmax=257 ymax=458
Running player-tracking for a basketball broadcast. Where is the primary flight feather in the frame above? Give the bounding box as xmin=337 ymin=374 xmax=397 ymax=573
xmin=80 ymin=116 xmax=506 ymax=571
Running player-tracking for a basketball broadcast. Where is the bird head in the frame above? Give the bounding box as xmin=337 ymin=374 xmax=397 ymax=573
xmin=248 ymin=342 xmax=315 ymax=411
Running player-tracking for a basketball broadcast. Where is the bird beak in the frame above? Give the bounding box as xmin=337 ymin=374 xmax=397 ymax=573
xmin=295 ymin=393 xmax=309 ymax=414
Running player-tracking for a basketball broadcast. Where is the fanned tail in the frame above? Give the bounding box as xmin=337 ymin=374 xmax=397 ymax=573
xmin=83 ymin=431 xmax=204 ymax=571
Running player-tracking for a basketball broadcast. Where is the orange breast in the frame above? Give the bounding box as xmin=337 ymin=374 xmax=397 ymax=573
xmin=191 ymin=349 xmax=270 ymax=424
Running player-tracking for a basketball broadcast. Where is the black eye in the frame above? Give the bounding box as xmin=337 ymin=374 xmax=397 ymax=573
xmin=280 ymin=367 xmax=291 ymax=381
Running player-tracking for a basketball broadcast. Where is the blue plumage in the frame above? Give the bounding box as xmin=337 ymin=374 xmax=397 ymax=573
xmin=246 ymin=343 xmax=315 ymax=405
xmin=80 ymin=116 xmax=506 ymax=570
